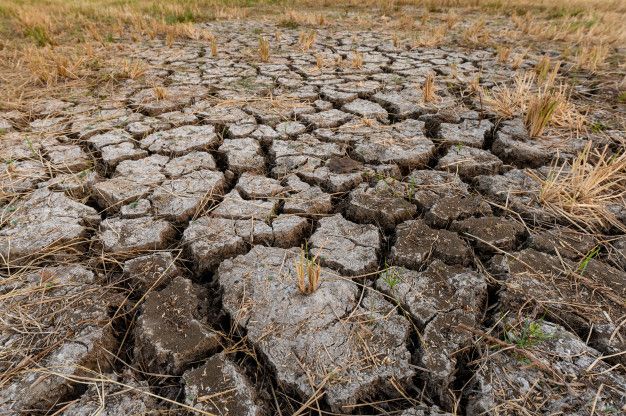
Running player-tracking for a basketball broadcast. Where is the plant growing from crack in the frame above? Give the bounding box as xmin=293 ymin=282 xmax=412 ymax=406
xmin=380 ymin=261 xmax=402 ymax=290
xmin=351 ymin=50 xmax=363 ymax=69
xmin=504 ymin=319 xmax=552 ymax=349
xmin=295 ymin=245 xmax=321 ymax=295
xmin=258 ymin=36 xmax=270 ymax=62
xmin=405 ymin=176 xmax=417 ymax=201
xmin=577 ymin=245 xmax=601 ymax=275
xmin=298 ymin=29 xmax=316 ymax=52
xmin=210 ymin=36 xmax=218 ymax=57
xmin=525 ymin=90 xmax=559 ymax=137
xmin=422 ymin=73 xmax=438 ymax=103
xmin=153 ymin=85 xmax=167 ymax=101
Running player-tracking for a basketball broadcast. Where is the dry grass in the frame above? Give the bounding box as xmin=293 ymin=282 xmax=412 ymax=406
xmin=153 ymin=85 xmax=168 ymax=101
xmin=351 ymin=51 xmax=364 ymax=69
xmin=422 ymin=73 xmax=438 ymax=103
xmin=258 ymin=36 xmax=270 ymax=62
xmin=483 ymin=73 xmax=535 ymax=119
xmin=482 ymin=72 xmax=586 ymax=136
xmin=392 ymin=33 xmax=400 ymax=48
xmin=21 ymin=46 xmax=89 ymax=86
xmin=414 ymin=25 xmax=447 ymax=47
xmin=461 ymin=18 xmax=490 ymax=46
xmin=210 ymin=36 xmax=218 ymax=57
xmin=510 ymin=49 xmax=527 ymax=70
xmin=575 ymin=43 xmax=610 ymax=72
xmin=534 ymin=55 xmax=551 ymax=81
xmin=0 ymin=0 xmax=623 ymax=109
xmin=295 ymin=247 xmax=321 ymax=295
xmin=533 ymin=142 xmax=626 ymax=232
xmin=0 ymin=263 xmax=121 ymax=389
xmin=525 ymin=91 xmax=560 ymax=137
xmin=115 ymin=59 xmax=147 ymax=80
xmin=298 ymin=30 xmax=316 ymax=52
xmin=314 ymin=53 xmax=324 ymax=69
xmin=496 ymin=45 xmax=511 ymax=63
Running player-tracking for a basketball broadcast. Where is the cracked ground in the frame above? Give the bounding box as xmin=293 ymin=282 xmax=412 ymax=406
xmin=1 ymin=1 xmax=625 ymax=415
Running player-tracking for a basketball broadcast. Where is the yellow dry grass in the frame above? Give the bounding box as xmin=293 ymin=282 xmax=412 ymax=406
xmin=496 ymin=45 xmax=511 ymax=63
xmin=153 ymin=85 xmax=168 ymax=101
xmin=0 ymin=0 xmax=623 ymax=107
xmin=351 ymin=51 xmax=364 ymax=69
xmin=575 ymin=43 xmax=610 ymax=72
xmin=295 ymin=247 xmax=321 ymax=295
xmin=482 ymin=72 xmax=587 ymax=137
xmin=258 ymin=36 xmax=270 ymax=62
xmin=533 ymin=143 xmax=626 ymax=232
xmin=422 ymin=73 xmax=438 ymax=103
xmin=525 ymin=91 xmax=560 ymax=137
xmin=298 ymin=30 xmax=317 ymax=52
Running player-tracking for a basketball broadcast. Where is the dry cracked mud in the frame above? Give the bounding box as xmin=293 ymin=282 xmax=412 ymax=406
xmin=1 ymin=14 xmax=625 ymax=416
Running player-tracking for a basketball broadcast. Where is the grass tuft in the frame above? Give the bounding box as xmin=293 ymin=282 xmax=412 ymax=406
xmin=496 ymin=45 xmax=511 ymax=63
xmin=153 ymin=85 xmax=167 ymax=100
xmin=575 ymin=43 xmax=609 ymax=72
xmin=462 ymin=18 xmax=490 ymax=46
xmin=295 ymin=247 xmax=321 ymax=295
xmin=258 ymin=35 xmax=269 ymax=62
xmin=525 ymin=90 xmax=560 ymax=137
xmin=24 ymin=25 xmax=53 ymax=47
xmin=298 ymin=29 xmax=316 ymax=52
xmin=210 ymin=35 xmax=218 ymax=57
xmin=533 ymin=142 xmax=626 ymax=232
xmin=534 ymin=54 xmax=551 ymax=81
xmin=351 ymin=50 xmax=363 ymax=69
xmin=116 ymin=59 xmax=146 ymax=80
xmin=422 ymin=73 xmax=438 ymax=103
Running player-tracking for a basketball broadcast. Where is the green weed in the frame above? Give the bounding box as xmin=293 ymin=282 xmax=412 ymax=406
xmin=577 ymin=245 xmax=600 ymax=274
xmin=505 ymin=319 xmax=552 ymax=348
xmin=278 ymin=18 xmax=299 ymax=29
xmin=24 ymin=25 xmax=52 ymax=47
xmin=590 ymin=121 xmax=607 ymax=133
xmin=380 ymin=262 xmax=402 ymax=290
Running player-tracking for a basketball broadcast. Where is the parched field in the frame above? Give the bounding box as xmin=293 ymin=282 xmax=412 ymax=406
xmin=0 ymin=1 xmax=625 ymax=415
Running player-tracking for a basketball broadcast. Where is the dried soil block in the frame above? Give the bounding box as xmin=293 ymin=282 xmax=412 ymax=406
xmin=134 ymin=277 xmax=221 ymax=375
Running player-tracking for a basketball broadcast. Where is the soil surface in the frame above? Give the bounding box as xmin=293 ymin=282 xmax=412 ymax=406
xmin=1 ymin=17 xmax=625 ymax=416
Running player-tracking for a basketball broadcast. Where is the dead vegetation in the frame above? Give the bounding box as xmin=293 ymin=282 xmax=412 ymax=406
xmin=421 ymin=73 xmax=438 ymax=103
xmin=258 ymin=36 xmax=270 ymax=62
xmin=0 ymin=0 xmax=623 ymax=112
xmin=153 ymin=85 xmax=168 ymax=101
xmin=351 ymin=51 xmax=364 ymax=69
xmin=295 ymin=247 xmax=321 ymax=295
xmin=533 ymin=142 xmax=626 ymax=233
xmin=481 ymin=72 xmax=587 ymax=137
xmin=298 ymin=30 xmax=317 ymax=51
xmin=525 ymin=91 xmax=560 ymax=137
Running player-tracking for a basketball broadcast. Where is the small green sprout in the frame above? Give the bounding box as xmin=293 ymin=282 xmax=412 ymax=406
xmin=577 ymin=245 xmax=601 ymax=275
xmin=405 ymin=176 xmax=417 ymax=201
xmin=381 ymin=262 xmax=402 ymax=290
xmin=590 ymin=121 xmax=607 ymax=133
xmin=25 ymin=138 xmax=37 ymax=156
xmin=78 ymin=168 xmax=91 ymax=179
xmin=504 ymin=319 xmax=552 ymax=349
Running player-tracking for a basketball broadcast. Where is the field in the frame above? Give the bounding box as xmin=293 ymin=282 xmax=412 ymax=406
xmin=0 ymin=0 xmax=625 ymax=415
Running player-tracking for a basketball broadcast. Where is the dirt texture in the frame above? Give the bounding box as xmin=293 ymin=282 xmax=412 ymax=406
xmin=0 ymin=16 xmax=624 ymax=416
